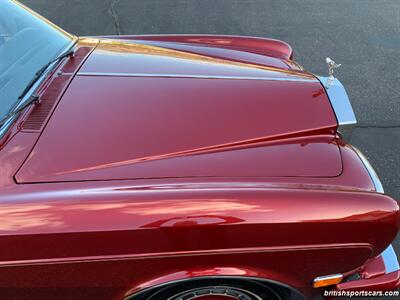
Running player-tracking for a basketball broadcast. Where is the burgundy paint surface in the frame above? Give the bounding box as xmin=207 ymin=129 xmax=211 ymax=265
xmin=0 ymin=35 xmax=399 ymax=300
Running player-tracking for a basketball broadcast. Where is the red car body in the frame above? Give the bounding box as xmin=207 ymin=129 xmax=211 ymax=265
xmin=0 ymin=3 xmax=399 ymax=300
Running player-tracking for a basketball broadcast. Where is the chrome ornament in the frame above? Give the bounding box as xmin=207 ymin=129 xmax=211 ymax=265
xmin=316 ymin=56 xmax=356 ymax=141
xmin=325 ymin=57 xmax=341 ymax=89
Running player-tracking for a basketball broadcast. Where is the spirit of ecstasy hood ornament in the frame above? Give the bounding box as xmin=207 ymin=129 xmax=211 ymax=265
xmin=325 ymin=57 xmax=341 ymax=89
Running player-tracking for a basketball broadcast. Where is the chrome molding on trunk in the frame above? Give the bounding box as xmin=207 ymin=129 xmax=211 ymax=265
xmin=316 ymin=76 xmax=357 ymax=141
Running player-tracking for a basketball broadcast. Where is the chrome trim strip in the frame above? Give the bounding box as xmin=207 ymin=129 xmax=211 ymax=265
xmin=77 ymin=72 xmax=318 ymax=82
xmin=381 ymin=245 xmax=399 ymax=274
xmin=0 ymin=243 xmax=370 ymax=267
xmin=316 ymin=76 xmax=357 ymax=141
xmin=352 ymin=146 xmax=384 ymax=193
xmin=124 ymin=276 xmax=306 ymax=300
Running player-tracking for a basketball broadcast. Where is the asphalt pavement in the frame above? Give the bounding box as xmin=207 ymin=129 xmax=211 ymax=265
xmin=20 ymin=0 xmax=400 ymax=293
